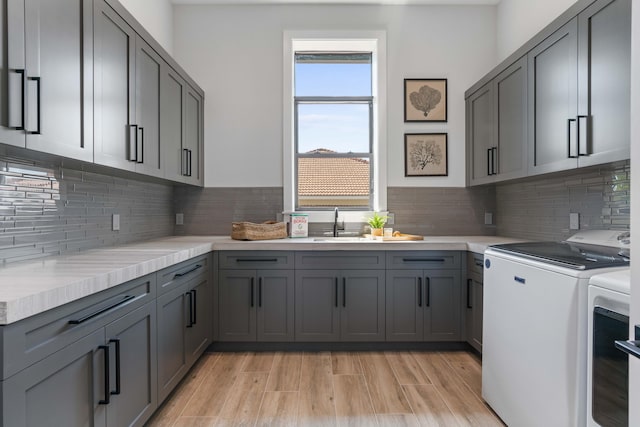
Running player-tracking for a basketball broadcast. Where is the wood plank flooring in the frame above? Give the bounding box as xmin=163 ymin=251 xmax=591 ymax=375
xmin=146 ymin=351 xmax=504 ymax=427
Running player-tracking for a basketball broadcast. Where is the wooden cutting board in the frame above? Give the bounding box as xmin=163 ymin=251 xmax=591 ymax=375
xmin=382 ymin=233 xmax=424 ymax=241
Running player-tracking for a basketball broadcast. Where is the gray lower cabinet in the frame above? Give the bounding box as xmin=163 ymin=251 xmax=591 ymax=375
xmin=218 ymin=269 xmax=295 ymax=342
xmin=294 ymin=269 xmax=385 ymax=342
xmin=0 ymin=0 xmax=93 ymax=161
xmin=0 ymin=274 xmax=158 ymax=427
xmin=465 ymin=253 xmax=484 ymax=353
xmin=385 ymin=252 xmax=462 ymax=342
xmin=156 ymin=254 xmax=211 ymax=404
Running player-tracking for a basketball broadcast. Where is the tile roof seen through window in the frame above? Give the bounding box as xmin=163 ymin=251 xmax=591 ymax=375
xmin=298 ymin=149 xmax=370 ymax=197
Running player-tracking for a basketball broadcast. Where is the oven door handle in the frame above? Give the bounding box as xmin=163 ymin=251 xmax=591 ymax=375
xmin=615 ymin=340 xmax=640 ymax=359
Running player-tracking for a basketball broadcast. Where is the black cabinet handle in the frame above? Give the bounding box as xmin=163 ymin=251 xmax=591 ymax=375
xmin=191 ymin=289 xmax=197 ymax=325
xmin=250 ymin=277 xmax=255 ymax=308
xmin=129 ymin=124 xmax=138 ymax=161
xmin=467 ymin=279 xmax=473 ymax=309
xmin=187 ymin=149 xmax=193 ymax=177
xmin=10 ymin=69 xmax=25 ymax=130
xmin=418 ymin=277 xmax=423 ymax=307
xmin=109 ymin=339 xmax=121 ymax=395
xmin=577 ymin=115 xmax=589 ymax=156
xmin=402 ymin=258 xmax=445 ymax=263
xmin=69 ymin=295 xmax=134 ymax=324
xmin=258 ymin=277 xmax=262 ymax=307
xmin=27 ymin=76 xmax=41 ymax=134
xmin=487 ymin=148 xmax=492 ymax=176
xmin=235 ymin=258 xmax=279 ymax=263
xmin=173 ymin=264 xmax=202 ymax=279
xmin=474 ymin=260 xmax=483 ymax=267
xmin=567 ymin=118 xmax=578 ymax=158
xmin=186 ymin=291 xmax=194 ymax=328
xmin=182 ymin=148 xmax=189 ymax=176
xmin=492 ymin=147 xmax=498 ymax=175
xmin=137 ymin=127 xmax=144 ymax=164
xmin=343 ymin=277 xmax=346 ymax=308
xmin=425 ymin=277 xmax=431 ymax=307
xmin=335 ymin=278 xmax=338 ymax=307
xmin=99 ymin=344 xmax=110 ymax=405
xmin=615 ymin=340 xmax=640 ymax=359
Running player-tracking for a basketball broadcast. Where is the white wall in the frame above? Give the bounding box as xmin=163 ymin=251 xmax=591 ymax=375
xmin=496 ymin=0 xmax=577 ymax=61
xmin=119 ymin=0 xmax=174 ymax=54
xmin=173 ymin=4 xmax=496 ymax=188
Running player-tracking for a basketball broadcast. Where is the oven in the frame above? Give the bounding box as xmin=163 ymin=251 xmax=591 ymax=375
xmin=588 ymin=271 xmax=630 ymax=427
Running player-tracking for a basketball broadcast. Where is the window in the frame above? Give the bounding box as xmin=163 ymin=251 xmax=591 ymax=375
xmin=295 ymin=52 xmax=373 ymax=209
xmin=283 ymin=33 xmax=387 ymax=218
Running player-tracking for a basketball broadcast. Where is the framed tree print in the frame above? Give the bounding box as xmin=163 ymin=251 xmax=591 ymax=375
xmin=404 ymin=78 xmax=447 ymax=122
xmin=404 ymin=133 xmax=448 ymax=176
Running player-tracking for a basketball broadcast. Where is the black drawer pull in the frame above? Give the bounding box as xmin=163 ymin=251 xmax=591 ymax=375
xmin=191 ymin=289 xmax=197 ymax=324
xmin=402 ymin=258 xmax=446 ymax=263
xmin=474 ymin=260 xmax=483 ymax=267
xmin=418 ymin=277 xmax=423 ymax=307
xmin=99 ymin=344 xmax=110 ymax=405
xmin=174 ymin=264 xmax=202 ymax=278
xmin=343 ymin=277 xmax=346 ymax=308
xmin=250 ymin=277 xmax=255 ymax=308
xmin=467 ymin=279 xmax=473 ymax=309
xmin=235 ymin=258 xmax=279 ymax=263
xmin=69 ymin=295 xmax=135 ymax=325
xmin=109 ymin=339 xmax=121 ymax=395
xmin=258 ymin=277 xmax=263 ymax=307
xmin=335 ymin=278 xmax=338 ymax=307
xmin=186 ymin=291 xmax=194 ymax=328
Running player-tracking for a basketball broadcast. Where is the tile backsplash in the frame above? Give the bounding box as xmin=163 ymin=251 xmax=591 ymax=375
xmin=495 ymin=161 xmax=630 ymax=241
xmin=0 ymin=155 xmax=174 ymax=264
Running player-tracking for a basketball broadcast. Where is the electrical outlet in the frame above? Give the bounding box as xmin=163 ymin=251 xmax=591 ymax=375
xmin=176 ymin=213 xmax=184 ymax=225
xmin=569 ymin=213 xmax=580 ymax=230
xmin=484 ymin=212 xmax=493 ymax=225
xmin=112 ymin=214 xmax=120 ymax=231
xmin=386 ymin=213 xmax=395 ymax=225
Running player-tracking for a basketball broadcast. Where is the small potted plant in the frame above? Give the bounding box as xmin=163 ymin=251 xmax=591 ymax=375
xmin=366 ymin=212 xmax=388 ymax=237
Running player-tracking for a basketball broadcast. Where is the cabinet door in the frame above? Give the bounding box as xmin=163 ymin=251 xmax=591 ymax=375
xmin=185 ymin=277 xmax=212 ymax=365
xmin=0 ymin=0 xmax=25 ymax=148
xmin=23 ymin=0 xmax=93 ymax=161
xmin=134 ymin=37 xmax=162 ymax=177
xmin=494 ymin=56 xmax=527 ymax=181
xmin=423 ymin=270 xmax=462 ymax=341
xmin=295 ymin=270 xmax=340 ymax=342
xmin=528 ymin=18 xmax=578 ymax=175
xmin=160 ymin=63 xmax=186 ymax=182
xmin=1 ymin=329 xmax=106 ymax=427
xmin=218 ymin=270 xmax=257 ymax=342
xmin=156 ymin=284 xmax=188 ymax=404
xmin=183 ymin=84 xmax=203 ymax=185
xmin=577 ymin=0 xmax=630 ymax=167
xmin=257 ymin=270 xmax=295 ymax=342
xmin=466 ymin=82 xmax=494 ymax=185
xmin=385 ymin=270 xmax=423 ymax=341
xmin=93 ymin=0 xmax=136 ymax=171
xmin=472 ymin=278 xmax=483 ymax=352
xmin=105 ymin=302 xmax=157 ymax=427
xmin=341 ymin=270 xmax=385 ymax=341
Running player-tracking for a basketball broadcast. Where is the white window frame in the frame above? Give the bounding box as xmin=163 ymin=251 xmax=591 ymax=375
xmin=283 ymin=31 xmax=387 ymax=222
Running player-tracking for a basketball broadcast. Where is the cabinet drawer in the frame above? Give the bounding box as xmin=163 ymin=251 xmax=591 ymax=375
xmin=296 ymin=251 xmax=385 ymax=269
xmin=218 ymin=251 xmax=293 ymax=270
xmin=467 ymin=252 xmax=484 ymax=275
xmin=386 ymin=251 xmax=461 ymax=270
xmin=0 ymin=273 xmax=155 ymax=380
xmin=157 ymin=254 xmax=210 ymax=295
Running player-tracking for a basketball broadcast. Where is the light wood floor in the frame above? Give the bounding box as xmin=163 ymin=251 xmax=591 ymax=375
xmin=146 ymin=351 xmax=504 ymax=427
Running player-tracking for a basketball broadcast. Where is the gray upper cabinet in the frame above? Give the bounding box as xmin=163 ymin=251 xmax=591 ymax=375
xmin=576 ymin=0 xmax=630 ymax=167
xmin=0 ymin=0 xmax=93 ymax=161
xmin=93 ymin=0 xmax=136 ymax=171
xmin=528 ymin=0 xmax=630 ymax=175
xmin=467 ymin=82 xmax=494 ymax=185
xmin=527 ymin=18 xmax=579 ymax=175
xmin=94 ymin=0 xmax=163 ymax=176
xmin=160 ymin=63 xmax=205 ymax=185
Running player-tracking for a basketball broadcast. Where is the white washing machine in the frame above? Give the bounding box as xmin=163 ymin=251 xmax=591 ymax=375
xmin=587 ymin=269 xmax=630 ymax=427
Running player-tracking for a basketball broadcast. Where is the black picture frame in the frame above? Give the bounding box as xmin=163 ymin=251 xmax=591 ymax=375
xmin=404 ymin=78 xmax=448 ymax=122
xmin=404 ymin=133 xmax=448 ymax=177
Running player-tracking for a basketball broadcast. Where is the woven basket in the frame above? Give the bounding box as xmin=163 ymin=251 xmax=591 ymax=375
xmin=231 ymin=221 xmax=287 ymax=241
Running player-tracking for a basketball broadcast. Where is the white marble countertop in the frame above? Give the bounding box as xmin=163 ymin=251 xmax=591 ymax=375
xmin=0 ymin=235 xmax=524 ymax=325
